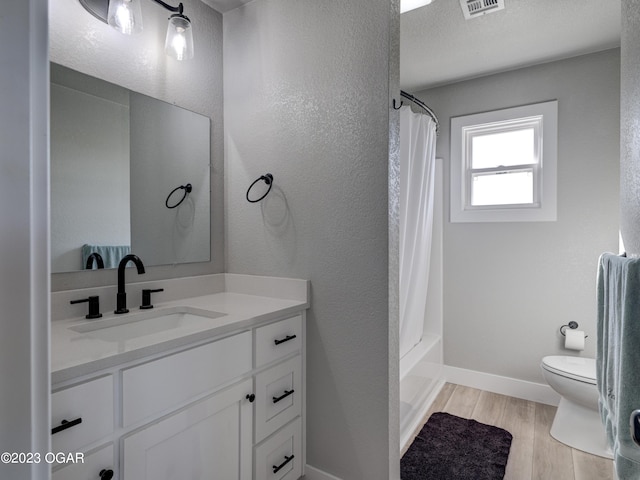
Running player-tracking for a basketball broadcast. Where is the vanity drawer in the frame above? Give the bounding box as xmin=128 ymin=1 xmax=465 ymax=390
xmin=51 ymin=376 xmax=114 ymax=453
xmin=255 ymin=418 xmax=302 ymax=480
xmin=123 ymin=331 xmax=252 ymax=426
xmin=52 ymin=444 xmax=114 ymax=480
xmin=255 ymin=355 xmax=302 ymax=443
xmin=256 ymin=315 xmax=302 ymax=367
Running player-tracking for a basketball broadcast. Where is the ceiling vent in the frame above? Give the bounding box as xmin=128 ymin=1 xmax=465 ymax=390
xmin=459 ymin=0 xmax=505 ymax=19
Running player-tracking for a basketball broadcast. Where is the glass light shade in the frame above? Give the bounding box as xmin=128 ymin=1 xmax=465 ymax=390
xmin=107 ymin=0 xmax=143 ymax=35
xmin=165 ymin=15 xmax=194 ymax=61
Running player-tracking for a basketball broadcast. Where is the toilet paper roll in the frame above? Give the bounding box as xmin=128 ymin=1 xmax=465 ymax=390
xmin=564 ymin=329 xmax=585 ymax=351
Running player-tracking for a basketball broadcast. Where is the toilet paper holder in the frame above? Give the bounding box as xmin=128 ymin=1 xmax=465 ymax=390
xmin=559 ymin=321 xmax=588 ymax=338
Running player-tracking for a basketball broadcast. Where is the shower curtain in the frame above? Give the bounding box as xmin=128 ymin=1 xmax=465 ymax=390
xmin=399 ymin=105 xmax=437 ymax=360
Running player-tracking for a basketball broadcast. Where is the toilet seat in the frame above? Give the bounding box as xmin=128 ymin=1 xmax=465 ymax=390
xmin=541 ymin=355 xmax=596 ymax=385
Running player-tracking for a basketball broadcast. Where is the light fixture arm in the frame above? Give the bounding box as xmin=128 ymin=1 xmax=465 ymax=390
xmin=150 ymin=0 xmax=183 ymax=15
xmin=78 ymin=0 xmax=186 ymax=24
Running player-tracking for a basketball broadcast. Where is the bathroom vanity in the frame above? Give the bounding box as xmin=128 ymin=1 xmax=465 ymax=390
xmin=50 ymin=274 xmax=308 ymax=480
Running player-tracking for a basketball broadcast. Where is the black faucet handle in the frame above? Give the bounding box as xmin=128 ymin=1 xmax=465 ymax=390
xmin=140 ymin=288 xmax=164 ymax=309
xmin=70 ymin=296 xmax=102 ymax=319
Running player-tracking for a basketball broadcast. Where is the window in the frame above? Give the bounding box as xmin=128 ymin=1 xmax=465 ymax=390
xmin=450 ymin=101 xmax=557 ymax=223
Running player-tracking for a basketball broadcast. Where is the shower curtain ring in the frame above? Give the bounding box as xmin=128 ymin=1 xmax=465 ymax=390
xmin=393 ymin=99 xmax=403 ymax=110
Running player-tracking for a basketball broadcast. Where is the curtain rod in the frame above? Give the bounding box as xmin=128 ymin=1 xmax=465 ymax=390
xmin=400 ymin=90 xmax=440 ymax=134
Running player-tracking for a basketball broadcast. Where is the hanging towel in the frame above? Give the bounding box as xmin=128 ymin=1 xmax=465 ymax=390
xmin=81 ymin=244 xmax=131 ymax=269
xmin=597 ymin=253 xmax=640 ymax=478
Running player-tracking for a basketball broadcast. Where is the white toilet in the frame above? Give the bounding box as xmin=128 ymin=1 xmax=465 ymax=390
xmin=540 ymin=355 xmax=612 ymax=458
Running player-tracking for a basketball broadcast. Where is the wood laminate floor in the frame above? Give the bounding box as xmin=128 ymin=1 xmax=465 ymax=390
xmin=402 ymin=383 xmax=614 ymax=480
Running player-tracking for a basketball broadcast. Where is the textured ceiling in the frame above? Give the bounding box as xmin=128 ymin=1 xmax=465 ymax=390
xmin=401 ymin=0 xmax=621 ymax=91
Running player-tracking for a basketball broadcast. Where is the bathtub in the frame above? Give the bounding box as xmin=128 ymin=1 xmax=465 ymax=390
xmin=399 ymin=158 xmax=444 ymax=452
xmin=400 ymin=333 xmax=444 ymax=451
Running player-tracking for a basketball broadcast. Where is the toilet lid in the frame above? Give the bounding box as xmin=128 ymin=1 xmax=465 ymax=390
xmin=541 ymin=355 xmax=596 ymax=384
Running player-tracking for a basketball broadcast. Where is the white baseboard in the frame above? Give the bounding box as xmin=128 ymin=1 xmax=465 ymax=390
xmin=444 ymin=365 xmax=560 ymax=406
xmin=304 ymin=465 xmax=343 ymax=480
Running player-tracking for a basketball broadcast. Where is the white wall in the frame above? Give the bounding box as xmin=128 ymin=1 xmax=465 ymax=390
xmin=621 ymin=0 xmax=640 ymax=254
xmin=224 ymin=1 xmax=399 ymax=478
xmin=49 ymin=0 xmax=224 ymax=290
xmin=415 ymin=49 xmax=620 ymax=383
xmin=50 ymin=82 xmax=130 ymax=271
xmin=0 ymin=1 xmax=50 ymax=479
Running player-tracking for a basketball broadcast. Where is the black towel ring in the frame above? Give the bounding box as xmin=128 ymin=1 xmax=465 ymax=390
xmin=246 ymin=173 xmax=274 ymax=203
xmin=165 ymin=183 xmax=192 ymax=209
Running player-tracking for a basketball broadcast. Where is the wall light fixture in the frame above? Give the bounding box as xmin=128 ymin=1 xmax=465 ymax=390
xmin=79 ymin=0 xmax=194 ymax=60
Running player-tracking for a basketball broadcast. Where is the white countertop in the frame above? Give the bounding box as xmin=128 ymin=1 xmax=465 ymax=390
xmin=51 ymin=275 xmax=309 ymax=385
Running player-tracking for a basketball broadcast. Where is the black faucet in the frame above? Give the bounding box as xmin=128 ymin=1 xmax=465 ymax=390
xmin=85 ymin=252 xmax=105 ymax=270
xmin=114 ymin=254 xmax=145 ymax=314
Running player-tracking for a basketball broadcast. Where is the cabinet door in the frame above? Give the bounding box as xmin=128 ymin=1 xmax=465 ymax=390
xmin=123 ymin=379 xmax=253 ymax=480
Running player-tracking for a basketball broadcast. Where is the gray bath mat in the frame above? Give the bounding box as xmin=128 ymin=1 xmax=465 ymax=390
xmin=401 ymin=412 xmax=513 ymax=480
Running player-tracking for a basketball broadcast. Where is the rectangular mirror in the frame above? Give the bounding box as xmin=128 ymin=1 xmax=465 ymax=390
xmin=50 ymin=63 xmax=211 ymax=273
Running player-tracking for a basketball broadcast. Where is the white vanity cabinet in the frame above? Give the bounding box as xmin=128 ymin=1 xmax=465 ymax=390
xmin=51 ymin=312 xmax=305 ymax=480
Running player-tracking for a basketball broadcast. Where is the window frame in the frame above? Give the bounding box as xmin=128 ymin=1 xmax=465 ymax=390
xmin=450 ymin=101 xmax=558 ymax=223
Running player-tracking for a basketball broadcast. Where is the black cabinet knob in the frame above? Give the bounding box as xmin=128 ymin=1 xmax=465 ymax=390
xmin=99 ymin=469 xmax=114 ymax=480
xmin=246 ymin=393 xmax=255 ymax=403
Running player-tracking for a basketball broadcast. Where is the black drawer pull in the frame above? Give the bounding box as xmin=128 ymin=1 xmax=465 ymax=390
xmin=272 ymin=454 xmax=294 ymax=474
xmin=99 ymin=469 xmax=114 ymax=480
xmin=273 ymin=389 xmax=294 ymax=404
xmin=51 ymin=417 xmax=82 ymax=435
xmin=274 ymin=334 xmax=296 ymax=346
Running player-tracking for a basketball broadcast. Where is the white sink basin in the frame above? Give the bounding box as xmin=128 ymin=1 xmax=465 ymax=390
xmin=70 ymin=308 xmax=226 ymax=342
